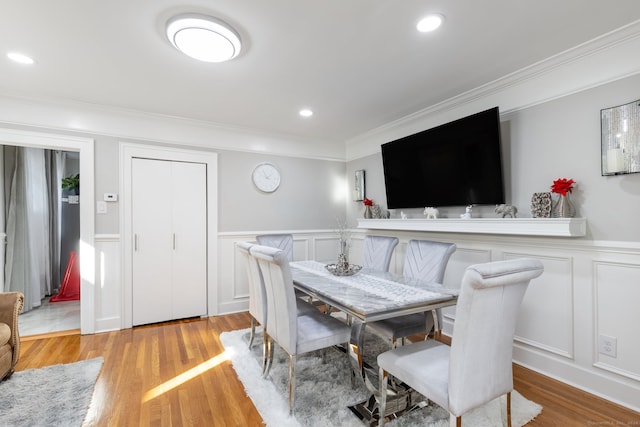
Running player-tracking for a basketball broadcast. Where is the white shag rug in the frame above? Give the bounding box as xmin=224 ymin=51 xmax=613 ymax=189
xmin=221 ymin=328 xmax=542 ymax=427
xmin=0 ymin=358 xmax=104 ymax=427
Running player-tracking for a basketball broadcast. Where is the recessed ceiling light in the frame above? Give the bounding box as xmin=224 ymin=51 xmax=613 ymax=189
xmin=7 ymin=52 xmax=35 ymax=65
xmin=417 ymin=14 xmax=444 ymax=32
xmin=166 ymin=14 xmax=242 ymax=63
xmin=299 ymin=109 xmax=313 ymax=118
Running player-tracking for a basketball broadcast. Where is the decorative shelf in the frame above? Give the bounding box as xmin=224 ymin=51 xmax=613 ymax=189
xmin=357 ymin=217 xmax=586 ymax=237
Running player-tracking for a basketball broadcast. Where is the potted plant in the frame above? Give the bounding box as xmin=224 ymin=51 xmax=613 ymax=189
xmin=62 ymin=173 xmax=80 ymax=194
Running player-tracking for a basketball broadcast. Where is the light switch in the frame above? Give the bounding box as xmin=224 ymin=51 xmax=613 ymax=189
xmin=96 ymin=201 xmax=107 ymax=214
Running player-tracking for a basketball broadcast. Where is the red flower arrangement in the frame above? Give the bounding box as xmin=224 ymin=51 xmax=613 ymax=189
xmin=550 ymin=178 xmax=575 ymax=196
xmin=363 ymin=198 xmax=374 ymax=206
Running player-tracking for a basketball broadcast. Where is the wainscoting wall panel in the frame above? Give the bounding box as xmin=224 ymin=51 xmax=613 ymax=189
xmin=439 ymin=246 xmax=493 ymax=325
xmin=94 ymin=230 xmax=640 ymax=411
xmin=218 ymin=229 xmax=640 ymax=412
xmin=94 ymin=234 xmax=121 ymax=332
xmin=593 ymin=260 xmax=640 ymax=381
xmin=505 ymin=252 xmax=575 ymax=359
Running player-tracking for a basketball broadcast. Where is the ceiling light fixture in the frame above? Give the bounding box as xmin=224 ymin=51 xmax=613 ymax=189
xmin=7 ymin=52 xmax=35 ymax=65
xmin=299 ymin=109 xmax=313 ymax=117
xmin=166 ymin=14 xmax=242 ymax=63
xmin=417 ymin=14 xmax=444 ymax=32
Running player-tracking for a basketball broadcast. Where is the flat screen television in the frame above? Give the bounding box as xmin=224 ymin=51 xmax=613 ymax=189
xmin=381 ymin=106 xmax=505 ymax=209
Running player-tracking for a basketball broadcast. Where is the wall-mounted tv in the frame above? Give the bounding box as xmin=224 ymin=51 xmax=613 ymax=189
xmin=381 ymin=106 xmax=505 ymax=209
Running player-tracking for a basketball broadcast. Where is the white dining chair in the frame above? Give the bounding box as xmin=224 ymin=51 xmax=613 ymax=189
xmin=367 ymin=239 xmax=456 ymax=346
xmin=250 ymin=244 xmax=352 ymax=415
xmin=238 ymin=241 xmax=318 ymax=373
xmin=362 ymin=235 xmax=399 ymax=272
xmin=256 ymin=234 xmax=294 ymax=260
xmin=237 ymin=242 xmax=263 ymax=346
xmin=377 ymin=258 xmax=544 ymax=426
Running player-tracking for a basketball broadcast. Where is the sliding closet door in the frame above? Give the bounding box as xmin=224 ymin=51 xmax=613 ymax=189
xmin=170 ymin=161 xmax=207 ymax=319
xmin=131 ymin=158 xmax=207 ymax=326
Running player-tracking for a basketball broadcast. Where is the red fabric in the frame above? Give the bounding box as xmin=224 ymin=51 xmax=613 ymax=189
xmin=50 ymin=251 xmax=80 ymax=302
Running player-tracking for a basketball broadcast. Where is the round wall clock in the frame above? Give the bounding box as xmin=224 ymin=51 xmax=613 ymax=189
xmin=252 ymin=162 xmax=281 ymax=193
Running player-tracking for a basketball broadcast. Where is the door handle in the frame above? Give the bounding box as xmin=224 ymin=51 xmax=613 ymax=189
xmin=134 ymin=233 xmax=138 ymax=251
xmin=173 ymin=233 xmax=176 ymax=250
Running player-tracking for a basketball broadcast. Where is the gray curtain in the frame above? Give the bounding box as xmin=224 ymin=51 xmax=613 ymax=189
xmin=3 ymin=146 xmax=61 ymax=312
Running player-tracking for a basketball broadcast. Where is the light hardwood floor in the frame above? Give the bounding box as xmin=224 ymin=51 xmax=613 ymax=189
xmin=15 ymin=312 xmax=640 ymax=426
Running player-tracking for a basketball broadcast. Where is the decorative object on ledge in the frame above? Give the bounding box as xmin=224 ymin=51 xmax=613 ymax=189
xmin=363 ymin=198 xmax=374 ymax=219
xmin=551 ymin=178 xmax=576 ymax=218
xmin=460 ymin=205 xmax=473 ymax=219
xmin=495 ymin=204 xmax=517 ymax=218
xmin=601 ymin=99 xmax=640 ymax=176
xmin=423 ymin=207 xmax=439 ymax=219
xmin=552 ymin=194 xmax=576 ymax=218
xmin=531 ymin=192 xmax=552 ymax=218
xmin=353 ymin=169 xmax=365 ymax=201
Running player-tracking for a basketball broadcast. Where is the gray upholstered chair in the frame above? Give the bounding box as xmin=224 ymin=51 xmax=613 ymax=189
xmin=237 ymin=241 xmax=316 ymax=375
xmin=377 ymin=258 xmax=544 ymax=426
xmin=367 ymin=239 xmax=456 ymax=346
xmin=362 ymin=235 xmax=399 ymax=272
xmin=237 ymin=242 xmax=266 ymax=350
xmin=256 ymin=234 xmax=294 ymax=261
xmin=250 ymin=244 xmax=352 ymax=415
xmin=256 ymin=233 xmax=310 ymax=301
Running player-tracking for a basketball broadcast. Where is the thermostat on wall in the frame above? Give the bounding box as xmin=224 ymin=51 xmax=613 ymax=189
xmin=104 ymin=193 xmax=118 ymax=202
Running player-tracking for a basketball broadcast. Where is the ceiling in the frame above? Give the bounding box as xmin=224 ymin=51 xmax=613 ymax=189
xmin=2 ymin=1 xmax=640 ymax=144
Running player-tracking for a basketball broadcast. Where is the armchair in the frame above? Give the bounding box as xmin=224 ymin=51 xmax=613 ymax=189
xmin=0 ymin=291 xmax=24 ymax=381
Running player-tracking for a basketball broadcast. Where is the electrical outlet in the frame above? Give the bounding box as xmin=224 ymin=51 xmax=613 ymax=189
xmin=598 ymin=334 xmax=617 ymax=358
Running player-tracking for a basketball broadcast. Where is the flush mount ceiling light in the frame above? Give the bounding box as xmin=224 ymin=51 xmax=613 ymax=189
xmin=166 ymin=14 xmax=242 ymax=63
xmin=299 ymin=109 xmax=313 ymax=118
xmin=417 ymin=14 xmax=444 ymax=32
xmin=7 ymin=52 xmax=35 ymax=65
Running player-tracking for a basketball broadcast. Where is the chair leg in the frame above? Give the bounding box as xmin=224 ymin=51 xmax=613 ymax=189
xmin=378 ymin=368 xmax=388 ymax=426
xmin=507 ymin=391 xmax=512 ymax=427
xmin=263 ymin=335 xmax=274 ymax=378
xmin=261 ymin=330 xmax=268 ymax=375
xmin=288 ymin=354 xmax=296 ymax=415
xmin=248 ymin=317 xmax=257 ymax=349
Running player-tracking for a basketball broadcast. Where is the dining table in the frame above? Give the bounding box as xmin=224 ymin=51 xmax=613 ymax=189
xmin=289 ymin=260 xmax=459 ymax=425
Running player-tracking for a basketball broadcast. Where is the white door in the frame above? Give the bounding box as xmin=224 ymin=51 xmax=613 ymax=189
xmin=170 ymin=161 xmax=207 ymax=319
xmin=131 ymin=158 xmax=207 ymax=325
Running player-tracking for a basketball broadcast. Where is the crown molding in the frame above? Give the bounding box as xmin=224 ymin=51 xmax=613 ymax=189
xmin=346 ymin=19 xmax=640 ymax=161
xmin=0 ymin=93 xmax=346 ymax=162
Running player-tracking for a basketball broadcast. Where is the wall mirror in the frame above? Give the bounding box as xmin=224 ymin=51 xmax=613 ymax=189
xmin=601 ymin=99 xmax=640 ymax=176
xmin=353 ymin=169 xmax=365 ymax=201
